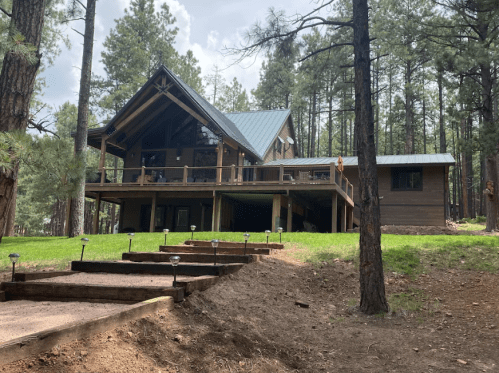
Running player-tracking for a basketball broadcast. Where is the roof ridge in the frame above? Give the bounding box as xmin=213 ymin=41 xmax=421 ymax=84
xmin=225 ymin=109 xmax=290 ymax=115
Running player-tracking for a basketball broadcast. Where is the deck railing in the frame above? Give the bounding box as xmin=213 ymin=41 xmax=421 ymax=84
xmin=87 ymin=163 xmax=353 ymax=197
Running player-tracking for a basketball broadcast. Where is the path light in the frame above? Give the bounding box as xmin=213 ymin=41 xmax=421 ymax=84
xmin=169 ymin=255 xmax=180 ymax=287
xmin=163 ymin=229 xmax=169 ymax=246
xmin=190 ymin=225 xmax=196 ymax=240
xmin=9 ymin=253 xmax=20 ymax=282
xmin=80 ymin=238 xmax=89 ymax=261
xmin=211 ymin=239 xmax=219 ymax=265
xmin=128 ymin=232 xmax=135 ymax=252
xmin=277 ymin=227 xmax=283 ymax=243
xmin=265 ymin=230 xmax=271 ymax=248
xmin=243 ymin=233 xmax=250 ymax=255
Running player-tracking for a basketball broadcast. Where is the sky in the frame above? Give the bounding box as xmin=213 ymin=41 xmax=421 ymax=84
xmin=39 ymin=0 xmax=321 ymax=126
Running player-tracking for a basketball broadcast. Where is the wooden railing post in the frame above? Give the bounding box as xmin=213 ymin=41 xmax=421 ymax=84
xmin=350 ymin=183 xmax=354 ymax=199
xmin=279 ymin=164 xmax=284 ymax=184
xmin=140 ymin=166 xmax=145 ymax=186
xmin=330 ymin=162 xmax=336 ymax=184
xmin=183 ymin=165 xmax=188 ymax=185
xmin=231 ymin=164 xmax=236 ymax=184
xmin=100 ymin=167 xmax=106 ymax=186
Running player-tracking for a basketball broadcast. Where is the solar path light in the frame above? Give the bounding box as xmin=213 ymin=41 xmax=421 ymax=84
xmin=9 ymin=253 xmax=20 ymax=282
xmin=277 ymin=227 xmax=283 ymax=243
xmin=80 ymin=238 xmax=89 ymax=261
xmin=128 ymin=232 xmax=135 ymax=252
xmin=211 ymin=239 xmax=219 ymax=265
xmin=163 ymin=229 xmax=169 ymax=246
xmin=243 ymin=233 xmax=250 ymax=255
xmin=169 ymin=255 xmax=180 ymax=287
xmin=190 ymin=225 xmax=196 ymax=240
xmin=265 ymin=230 xmax=271 ymax=248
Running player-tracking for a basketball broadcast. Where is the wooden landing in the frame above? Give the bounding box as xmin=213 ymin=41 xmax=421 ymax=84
xmin=0 ymin=296 xmax=173 ymax=367
xmin=123 ymin=251 xmax=261 ymax=264
xmin=1 ymin=281 xmax=184 ymax=303
xmin=160 ymin=245 xmax=270 ymax=255
xmin=185 ymin=240 xmax=284 ymax=250
xmin=71 ymin=260 xmax=244 ymax=277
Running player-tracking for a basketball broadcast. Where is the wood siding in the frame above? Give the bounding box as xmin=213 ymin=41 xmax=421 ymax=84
xmin=343 ymin=166 xmax=446 ymax=226
xmin=263 ymin=117 xmax=296 ymax=163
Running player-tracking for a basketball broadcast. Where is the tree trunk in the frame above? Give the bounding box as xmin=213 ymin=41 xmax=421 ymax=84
xmin=438 ymin=70 xmax=446 ymax=153
xmin=460 ymin=118 xmax=468 ymax=218
xmin=0 ymin=0 xmax=46 ymax=243
xmin=69 ymin=0 xmax=97 ymax=237
xmin=5 ymin=179 xmax=18 ymax=236
xmin=353 ymin=0 xmax=388 ymax=315
xmin=404 ymin=60 xmax=414 ymax=154
xmin=310 ymin=90 xmax=317 ymax=158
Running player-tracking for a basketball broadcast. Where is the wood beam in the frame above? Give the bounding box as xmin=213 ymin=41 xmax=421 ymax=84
xmin=332 ymin=192 xmax=338 ymax=233
xmin=223 ymin=136 xmax=239 ymax=150
xmin=348 ymin=206 xmax=354 ymax=230
xmin=164 ymin=91 xmax=208 ymax=125
xmin=124 ymin=101 xmax=173 ymax=140
xmin=216 ymin=142 xmax=223 ymax=184
xmin=98 ymin=138 xmax=107 ymax=169
xmin=212 ymin=193 xmax=222 ymax=232
xmin=107 ymin=92 xmax=163 ymax=138
xmin=93 ymin=193 xmax=101 ymax=234
xmin=149 ymin=192 xmax=157 ymax=232
xmin=341 ymin=202 xmax=347 ymax=233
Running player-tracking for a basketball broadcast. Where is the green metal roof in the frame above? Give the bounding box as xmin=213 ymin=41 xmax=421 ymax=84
xmin=264 ymin=153 xmax=455 ymax=166
xmin=225 ymin=109 xmax=291 ymax=159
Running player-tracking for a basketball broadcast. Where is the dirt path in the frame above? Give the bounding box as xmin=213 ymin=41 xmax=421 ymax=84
xmin=2 ymin=247 xmax=498 ymax=373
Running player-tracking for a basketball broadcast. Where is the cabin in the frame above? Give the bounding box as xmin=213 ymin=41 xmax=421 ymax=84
xmin=83 ymin=65 xmax=354 ymax=234
xmin=82 ymin=65 xmax=454 ymax=234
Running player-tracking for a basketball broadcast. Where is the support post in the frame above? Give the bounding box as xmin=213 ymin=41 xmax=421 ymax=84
xmin=272 ymin=194 xmax=281 ymax=232
xmin=99 ymin=138 xmax=107 ymax=169
xmin=216 ymin=141 xmax=223 ymax=184
xmin=149 ymin=192 xmax=157 ymax=232
xmin=348 ymin=206 xmax=354 ymax=230
xmin=230 ymin=164 xmax=236 ymax=184
xmin=93 ymin=193 xmax=101 ymax=235
xmin=201 ymin=204 xmax=205 ymax=231
xmin=183 ymin=165 xmax=188 ymax=185
xmin=330 ymin=162 xmax=336 ymax=184
xmin=287 ymin=198 xmax=293 ymax=232
xmin=140 ymin=166 xmax=145 ymax=186
xmin=341 ymin=202 xmax=347 ymax=233
xmin=238 ymin=150 xmax=244 ymax=183
xmin=100 ymin=167 xmax=106 ymax=186
xmin=332 ymin=192 xmax=338 ymax=233
xmin=212 ymin=193 xmax=222 ymax=232
xmin=279 ymin=164 xmax=284 ymax=184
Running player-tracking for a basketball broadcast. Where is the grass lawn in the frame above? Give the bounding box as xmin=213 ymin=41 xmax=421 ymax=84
xmin=1 ymin=232 xmax=498 ymax=275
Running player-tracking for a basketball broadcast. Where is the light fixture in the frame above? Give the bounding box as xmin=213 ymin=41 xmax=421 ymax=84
xmin=265 ymin=230 xmax=271 ymax=247
xmin=80 ymin=238 xmax=89 ymax=261
xmin=277 ymin=227 xmax=283 ymax=243
xmin=243 ymin=233 xmax=250 ymax=255
xmin=163 ymin=229 xmax=169 ymax=246
xmin=176 ymin=148 xmax=182 ymax=161
xmin=190 ymin=225 xmax=196 ymax=240
xmin=211 ymin=239 xmax=219 ymax=265
xmin=9 ymin=253 xmax=20 ymax=282
xmin=128 ymin=232 xmax=135 ymax=252
xmin=169 ymin=255 xmax=180 ymax=287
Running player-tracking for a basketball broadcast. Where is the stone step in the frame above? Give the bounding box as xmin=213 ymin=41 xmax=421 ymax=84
xmin=159 ymin=245 xmax=270 ymax=255
xmin=123 ymin=252 xmax=261 ymax=264
xmin=184 ymin=240 xmax=284 ymax=250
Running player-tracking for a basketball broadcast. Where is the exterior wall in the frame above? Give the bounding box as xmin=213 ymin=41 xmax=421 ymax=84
xmin=263 ymin=118 xmax=296 ymax=163
xmin=343 ymin=165 xmax=446 ymax=226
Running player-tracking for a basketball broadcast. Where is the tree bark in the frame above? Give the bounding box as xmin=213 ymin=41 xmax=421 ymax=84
xmin=68 ymin=0 xmax=97 ymax=237
xmin=438 ymin=70 xmax=446 ymax=153
xmin=404 ymin=60 xmax=414 ymax=154
xmin=353 ymin=0 xmax=388 ymax=315
xmin=0 ymin=0 xmax=46 ymax=243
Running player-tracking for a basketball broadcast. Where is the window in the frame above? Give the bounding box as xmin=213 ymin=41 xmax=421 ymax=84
xmin=391 ymin=167 xmax=422 ymax=191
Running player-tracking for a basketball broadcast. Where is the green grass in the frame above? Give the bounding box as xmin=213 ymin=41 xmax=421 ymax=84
xmin=1 ymin=232 xmax=498 ymax=275
xmin=388 ymin=288 xmax=426 ymax=312
xmin=457 ymin=222 xmax=486 ymax=231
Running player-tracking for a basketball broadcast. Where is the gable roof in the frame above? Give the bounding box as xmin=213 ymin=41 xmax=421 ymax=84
xmin=88 ymin=65 xmax=261 ymax=160
xmin=225 ymin=109 xmax=291 ymax=159
xmin=264 ymin=153 xmax=455 ymax=167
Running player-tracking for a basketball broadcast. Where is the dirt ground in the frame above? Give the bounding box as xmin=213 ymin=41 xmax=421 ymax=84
xmin=1 ymin=225 xmax=498 ymax=372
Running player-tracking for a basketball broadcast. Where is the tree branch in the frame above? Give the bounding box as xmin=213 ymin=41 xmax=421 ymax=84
xmin=75 ymin=0 xmax=86 ymax=10
xmin=71 ymin=27 xmax=85 ymax=37
xmin=0 ymin=6 xmax=11 ymax=17
xmin=299 ymin=42 xmax=353 ymax=62
xmin=28 ymin=119 xmax=60 ymax=139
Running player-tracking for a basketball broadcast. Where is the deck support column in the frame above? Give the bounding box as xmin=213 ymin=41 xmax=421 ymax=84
xmin=272 ymin=194 xmax=281 ymax=232
xmin=287 ymin=197 xmax=293 ymax=232
xmin=348 ymin=206 xmax=354 ymax=231
xmin=99 ymin=137 xmax=107 ymax=170
xmin=149 ymin=192 xmax=157 ymax=232
xmin=216 ymin=141 xmax=223 ymax=184
xmin=93 ymin=193 xmax=101 ymax=234
xmin=332 ymin=192 xmax=338 ymax=233
xmin=212 ymin=193 xmax=222 ymax=232
xmin=341 ymin=202 xmax=347 ymax=233
xmin=201 ymin=204 xmax=205 ymax=231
